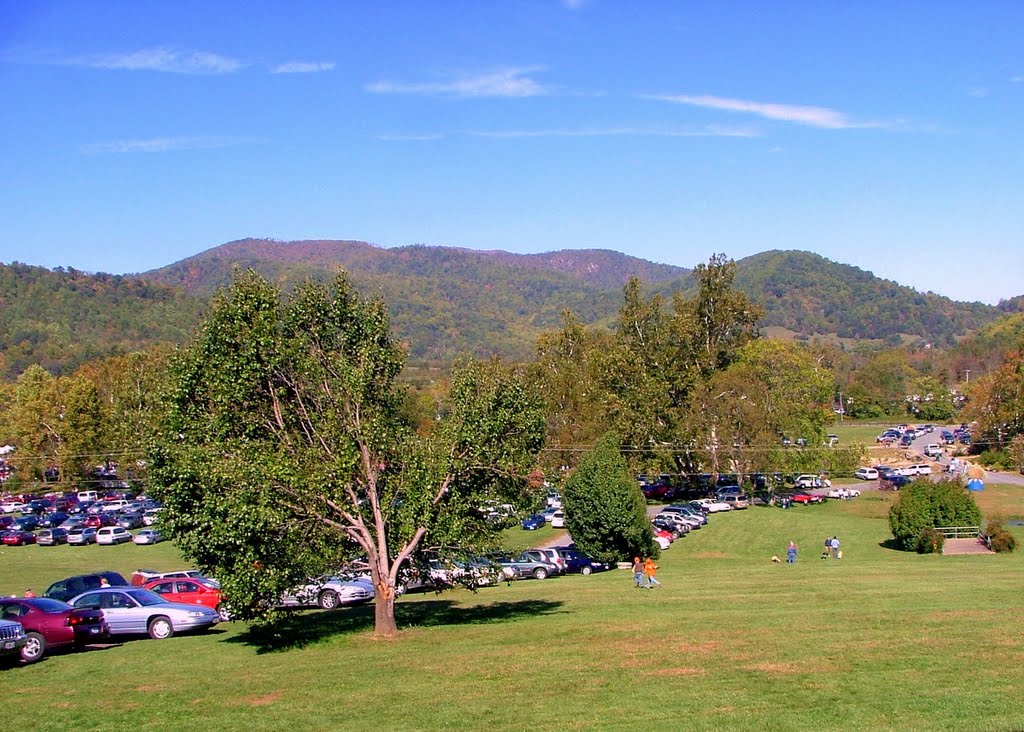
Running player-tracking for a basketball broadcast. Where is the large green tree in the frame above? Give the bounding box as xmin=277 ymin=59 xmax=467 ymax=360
xmin=965 ymin=345 xmax=1024 ymax=452
xmin=888 ymin=479 xmax=982 ymax=551
xmin=1 ymin=365 xmax=105 ymax=485
xmin=561 ymin=431 xmax=656 ymax=563
xmin=149 ymin=271 xmax=545 ymax=637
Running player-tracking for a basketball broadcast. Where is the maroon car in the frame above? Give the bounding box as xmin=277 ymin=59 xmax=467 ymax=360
xmin=1 ymin=530 xmax=37 ymax=546
xmin=0 ymin=597 xmax=109 ymax=663
xmin=84 ymin=513 xmax=116 ymax=528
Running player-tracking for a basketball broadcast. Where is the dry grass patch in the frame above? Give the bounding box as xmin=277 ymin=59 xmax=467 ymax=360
xmin=648 ymin=666 xmax=706 ymax=676
xmin=235 ymin=691 xmax=283 ymax=707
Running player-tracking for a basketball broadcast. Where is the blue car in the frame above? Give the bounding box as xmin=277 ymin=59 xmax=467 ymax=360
xmin=521 ymin=514 xmax=546 ymax=531
xmin=556 ymin=549 xmax=610 ymax=575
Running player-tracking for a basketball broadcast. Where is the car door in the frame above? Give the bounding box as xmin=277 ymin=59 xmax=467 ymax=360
xmin=101 ymin=591 xmax=145 ymax=634
xmin=173 ymin=580 xmax=213 ymax=609
xmin=148 ymin=580 xmax=180 ymax=603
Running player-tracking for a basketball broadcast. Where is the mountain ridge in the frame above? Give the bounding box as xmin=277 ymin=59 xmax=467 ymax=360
xmin=2 ymin=239 xmax=1019 ymax=380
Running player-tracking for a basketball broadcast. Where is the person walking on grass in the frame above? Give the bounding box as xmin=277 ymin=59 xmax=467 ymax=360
xmin=632 ymin=557 xmax=645 ymax=588
xmin=643 ymin=557 xmax=661 ymax=588
xmin=831 ymin=536 xmax=840 ymax=559
xmin=787 ymin=541 xmax=798 ymax=564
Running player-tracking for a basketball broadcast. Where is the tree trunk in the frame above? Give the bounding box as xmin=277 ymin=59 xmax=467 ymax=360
xmin=373 ymin=581 xmax=398 ymax=638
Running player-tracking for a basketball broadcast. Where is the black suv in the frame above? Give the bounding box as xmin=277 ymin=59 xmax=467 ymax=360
xmin=43 ymin=571 xmax=129 ymax=602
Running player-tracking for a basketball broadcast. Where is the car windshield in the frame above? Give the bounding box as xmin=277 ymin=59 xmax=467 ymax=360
xmin=126 ymin=589 xmax=168 ymax=607
xmin=30 ymin=598 xmax=72 ymax=613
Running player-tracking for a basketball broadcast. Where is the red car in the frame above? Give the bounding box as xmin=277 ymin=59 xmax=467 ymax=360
xmin=84 ymin=513 xmax=116 ymax=528
xmin=790 ymin=492 xmax=825 ymax=505
xmin=143 ymin=578 xmax=230 ymax=621
xmin=652 ymin=527 xmax=675 ymax=542
xmin=0 ymin=597 xmax=109 ymax=662
xmin=1 ymin=530 xmax=37 ymax=546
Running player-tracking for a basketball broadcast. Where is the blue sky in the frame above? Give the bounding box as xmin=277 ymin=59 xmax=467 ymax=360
xmin=1 ymin=1 xmax=1022 ymax=304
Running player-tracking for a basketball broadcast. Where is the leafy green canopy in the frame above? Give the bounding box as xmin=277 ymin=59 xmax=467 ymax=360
xmin=562 ymin=432 xmax=657 ymax=563
xmin=149 ymin=271 xmax=545 ymax=635
xmin=888 ymin=479 xmax=982 ymax=551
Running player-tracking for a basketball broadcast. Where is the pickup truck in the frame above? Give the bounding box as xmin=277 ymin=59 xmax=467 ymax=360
xmin=923 ymin=444 xmax=943 ymax=458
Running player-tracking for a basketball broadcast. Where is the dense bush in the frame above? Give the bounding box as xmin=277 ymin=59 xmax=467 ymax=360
xmin=985 ymin=519 xmax=1018 ymax=553
xmin=888 ymin=478 xmax=982 ymax=551
xmin=561 ymin=431 xmax=657 ymax=564
xmin=915 ymin=528 xmax=946 ymax=554
xmin=975 ymin=449 xmax=1016 ymax=470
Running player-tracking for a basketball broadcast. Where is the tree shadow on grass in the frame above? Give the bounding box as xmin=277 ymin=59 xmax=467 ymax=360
xmin=878 ymin=538 xmax=903 ymax=551
xmin=225 ymin=598 xmax=566 ymax=654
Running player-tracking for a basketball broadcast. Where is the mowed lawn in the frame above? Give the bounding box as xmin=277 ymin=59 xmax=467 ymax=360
xmin=4 ymin=494 xmax=1024 ymax=732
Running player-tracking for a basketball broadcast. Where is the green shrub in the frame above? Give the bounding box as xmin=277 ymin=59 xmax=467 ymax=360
xmin=915 ymin=528 xmax=945 ymax=554
xmin=888 ymin=478 xmax=982 ymax=551
xmin=989 ymin=531 xmax=1017 ymax=553
xmin=975 ymin=449 xmax=1014 ymax=470
xmin=984 ymin=519 xmax=1018 ymax=553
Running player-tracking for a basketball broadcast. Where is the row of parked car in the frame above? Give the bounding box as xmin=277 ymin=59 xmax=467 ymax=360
xmin=0 ymin=490 xmax=165 ymax=549
xmin=1 ymin=568 xmax=227 ymax=666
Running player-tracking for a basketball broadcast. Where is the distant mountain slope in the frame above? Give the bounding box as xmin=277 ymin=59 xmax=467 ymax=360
xmin=144 ymin=239 xmax=684 ymax=362
xmin=145 ymin=238 xmax=686 ymax=295
xmin=1 ymin=242 xmax=1015 ymax=381
xmin=0 ymin=262 xmax=200 ymax=379
xmin=730 ymin=251 xmax=999 ymax=346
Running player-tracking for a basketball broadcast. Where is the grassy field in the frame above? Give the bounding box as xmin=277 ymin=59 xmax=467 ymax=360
xmin=4 ymin=494 xmax=1024 ymax=732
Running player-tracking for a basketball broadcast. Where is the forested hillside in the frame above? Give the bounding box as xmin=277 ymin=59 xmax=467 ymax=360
xmin=145 ymin=239 xmax=659 ymax=362
xmin=730 ymin=250 xmax=998 ymax=346
xmin=0 ymin=241 xmax=1015 ymax=381
xmin=0 ymin=263 xmax=200 ymax=380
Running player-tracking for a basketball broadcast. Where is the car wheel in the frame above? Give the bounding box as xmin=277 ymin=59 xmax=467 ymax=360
xmin=532 ymin=568 xmax=548 ymax=580
xmin=581 ymin=566 xmax=593 ymax=576
xmin=148 ymin=616 xmax=174 ymax=640
xmin=318 ymin=590 xmax=339 ymax=609
xmin=21 ymin=632 xmax=46 ymax=663
xmin=216 ymin=603 xmax=232 ymax=622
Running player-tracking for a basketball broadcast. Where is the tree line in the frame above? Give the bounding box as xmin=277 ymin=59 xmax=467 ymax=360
xmin=3 ymin=255 xmax=1023 ymax=636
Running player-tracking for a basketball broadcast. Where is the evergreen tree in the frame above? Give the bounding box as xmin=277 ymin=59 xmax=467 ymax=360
xmin=562 ymin=431 xmax=656 ymax=564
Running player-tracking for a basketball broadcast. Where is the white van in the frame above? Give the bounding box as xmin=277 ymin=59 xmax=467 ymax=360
xmin=854 ymin=467 xmax=879 ymax=480
xmin=77 ymin=490 xmax=99 ymax=503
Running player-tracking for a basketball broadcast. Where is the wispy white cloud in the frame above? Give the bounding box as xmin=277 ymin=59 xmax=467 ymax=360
xmin=378 ymin=126 xmax=759 ymax=141
xmin=375 ymin=133 xmax=447 ymax=142
xmin=1012 ymin=75 xmax=1024 ymax=84
xmin=80 ymin=136 xmax=256 ymax=154
xmin=272 ymin=60 xmax=335 ymax=74
xmin=968 ymin=86 xmax=989 ymax=98
xmin=470 ymin=126 xmax=759 ymax=139
xmin=366 ymin=67 xmax=549 ymax=98
xmin=563 ymin=0 xmax=588 ymax=9
xmin=72 ymin=47 xmax=243 ymax=74
xmin=644 ymin=93 xmax=881 ymax=129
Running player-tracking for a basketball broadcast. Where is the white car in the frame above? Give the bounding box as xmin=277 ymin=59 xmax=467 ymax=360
xmin=923 ymin=444 xmax=943 ymax=458
xmin=133 ymin=528 xmax=164 ymax=545
xmin=826 ymin=487 xmax=861 ymax=499
xmin=550 ymin=510 xmax=566 ymax=528
xmin=280 ymin=576 xmax=375 ymax=610
xmin=794 ymin=474 xmax=831 ymax=488
xmin=854 ymin=467 xmax=879 ymax=480
xmin=95 ymin=526 xmax=132 ymax=545
xmin=653 ymin=534 xmax=671 ymax=550
xmin=0 ymin=500 xmax=27 ymax=514
xmin=142 ymin=508 xmax=163 ymax=526
xmin=690 ymin=498 xmax=732 ymax=513
xmin=899 ymin=463 xmax=933 ymax=477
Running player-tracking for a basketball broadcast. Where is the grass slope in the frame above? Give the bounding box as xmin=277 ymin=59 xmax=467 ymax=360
xmin=4 ymin=497 xmax=1023 ymax=731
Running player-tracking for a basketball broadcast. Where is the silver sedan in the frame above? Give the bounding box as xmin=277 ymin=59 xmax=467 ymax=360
xmin=68 ymin=587 xmax=220 ymax=639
